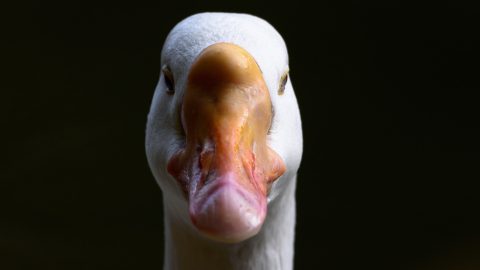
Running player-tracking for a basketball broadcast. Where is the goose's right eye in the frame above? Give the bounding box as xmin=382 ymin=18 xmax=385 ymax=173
xmin=162 ymin=65 xmax=175 ymax=95
xmin=278 ymin=71 xmax=288 ymax=95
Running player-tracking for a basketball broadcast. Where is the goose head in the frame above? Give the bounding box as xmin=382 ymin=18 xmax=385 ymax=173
xmin=146 ymin=13 xmax=303 ymax=243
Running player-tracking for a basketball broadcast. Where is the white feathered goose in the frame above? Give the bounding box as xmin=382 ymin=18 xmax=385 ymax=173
xmin=145 ymin=13 xmax=303 ymax=270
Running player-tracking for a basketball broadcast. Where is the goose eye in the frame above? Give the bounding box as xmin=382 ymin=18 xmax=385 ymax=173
xmin=278 ymin=72 xmax=288 ymax=95
xmin=162 ymin=65 xmax=175 ymax=95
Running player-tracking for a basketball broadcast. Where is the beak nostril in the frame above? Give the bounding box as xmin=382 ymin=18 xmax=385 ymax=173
xmin=200 ymin=150 xmax=214 ymax=174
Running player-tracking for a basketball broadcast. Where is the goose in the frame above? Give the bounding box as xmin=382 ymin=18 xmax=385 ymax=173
xmin=145 ymin=12 xmax=303 ymax=270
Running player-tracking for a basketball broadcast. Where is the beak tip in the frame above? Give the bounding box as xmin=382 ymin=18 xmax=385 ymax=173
xmin=189 ymin=181 xmax=267 ymax=243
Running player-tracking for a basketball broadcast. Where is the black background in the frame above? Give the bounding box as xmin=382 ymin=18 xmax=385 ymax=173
xmin=2 ymin=2 xmax=479 ymax=269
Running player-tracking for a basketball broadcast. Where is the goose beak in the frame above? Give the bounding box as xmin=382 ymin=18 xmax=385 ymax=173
xmin=167 ymin=42 xmax=286 ymax=243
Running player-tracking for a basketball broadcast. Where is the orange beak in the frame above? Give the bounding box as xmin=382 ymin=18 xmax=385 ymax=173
xmin=167 ymin=43 xmax=286 ymax=243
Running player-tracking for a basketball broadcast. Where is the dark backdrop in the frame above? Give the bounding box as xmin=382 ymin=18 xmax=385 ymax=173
xmin=2 ymin=2 xmax=479 ymax=269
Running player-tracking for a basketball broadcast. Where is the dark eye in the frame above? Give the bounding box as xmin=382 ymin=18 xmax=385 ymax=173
xmin=278 ymin=72 xmax=288 ymax=95
xmin=162 ymin=65 xmax=175 ymax=95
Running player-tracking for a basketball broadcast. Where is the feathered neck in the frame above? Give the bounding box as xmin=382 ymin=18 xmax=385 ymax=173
xmin=162 ymin=176 xmax=297 ymax=270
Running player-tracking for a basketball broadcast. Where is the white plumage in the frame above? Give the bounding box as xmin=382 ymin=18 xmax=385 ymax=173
xmin=145 ymin=13 xmax=303 ymax=270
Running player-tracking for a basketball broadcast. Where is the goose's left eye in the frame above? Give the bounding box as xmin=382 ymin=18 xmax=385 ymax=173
xmin=278 ymin=72 xmax=288 ymax=95
xmin=162 ymin=65 xmax=175 ymax=95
